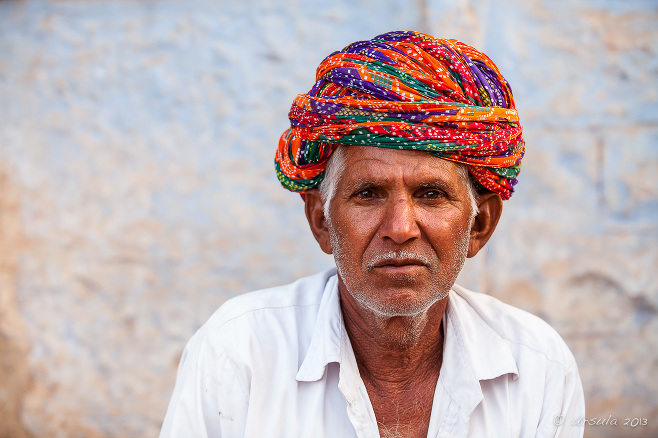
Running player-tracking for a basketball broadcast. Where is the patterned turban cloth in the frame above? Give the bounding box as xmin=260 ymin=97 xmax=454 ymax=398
xmin=274 ymin=30 xmax=525 ymax=200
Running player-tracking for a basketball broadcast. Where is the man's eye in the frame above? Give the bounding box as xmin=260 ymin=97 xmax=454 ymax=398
xmin=420 ymin=190 xmax=444 ymax=199
xmin=355 ymin=189 xmax=375 ymax=199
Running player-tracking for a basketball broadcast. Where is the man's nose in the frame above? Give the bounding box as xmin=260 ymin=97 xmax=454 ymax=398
xmin=378 ymin=197 xmax=421 ymax=244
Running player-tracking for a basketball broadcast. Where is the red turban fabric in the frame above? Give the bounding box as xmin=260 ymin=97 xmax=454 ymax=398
xmin=275 ymin=30 xmax=524 ymax=199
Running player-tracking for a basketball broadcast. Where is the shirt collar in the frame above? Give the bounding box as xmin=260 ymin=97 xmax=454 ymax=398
xmin=296 ymin=271 xmax=343 ymax=382
xmin=439 ymin=284 xmax=519 ymax=414
xmin=296 ymin=275 xmax=520 ymax=410
xmin=294 ymin=271 xmax=371 ymax=407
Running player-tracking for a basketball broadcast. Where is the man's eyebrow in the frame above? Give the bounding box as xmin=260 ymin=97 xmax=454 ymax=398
xmin=417 ymin=180 xmax=453 ymax=190
xmin=416 ymin=180 xmax=460 ymax=196
xmin=342 ymin=178 xmax=381 ymax=193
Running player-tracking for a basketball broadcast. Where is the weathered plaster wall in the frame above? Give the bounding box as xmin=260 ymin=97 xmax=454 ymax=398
xmin=0 ymin=0 xmax=656 ymax=437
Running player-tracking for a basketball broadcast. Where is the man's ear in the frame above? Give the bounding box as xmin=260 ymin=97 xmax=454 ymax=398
xmin=467 ymin=191 xmax=503 ymax=258
xmin=304 ymin=189 xmax=332 ymax=255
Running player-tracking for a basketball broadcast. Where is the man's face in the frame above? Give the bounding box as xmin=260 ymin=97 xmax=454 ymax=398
xmin=326 ymin=146 xmax=475 ymax=318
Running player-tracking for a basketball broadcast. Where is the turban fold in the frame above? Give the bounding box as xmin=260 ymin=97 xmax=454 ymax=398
xmin=275 ymin=30 xmax=525 ymax=200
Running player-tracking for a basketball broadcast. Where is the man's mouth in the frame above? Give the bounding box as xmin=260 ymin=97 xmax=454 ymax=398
xmin=373 ymin=258 xmax=425 ymax=268
xmin=367 ymin=251 xmax=430 ymax=272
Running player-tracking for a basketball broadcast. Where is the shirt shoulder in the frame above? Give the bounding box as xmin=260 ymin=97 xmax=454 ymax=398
xmin=185 ymin=268 xmax=337 ymax=375
xmin=450 ymin=284 xmax=576 ymax=369
xmin=201 ymin=268 xmax=336 ymax=332
xmin=448 ymin=286 xmax=585 ymax=438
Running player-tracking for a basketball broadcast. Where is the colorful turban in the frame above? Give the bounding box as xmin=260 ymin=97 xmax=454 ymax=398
xmin=274 ymin=30 xmax=525 ymax=200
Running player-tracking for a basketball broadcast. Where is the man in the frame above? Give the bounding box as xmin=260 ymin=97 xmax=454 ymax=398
xmin=161 ymin=31 xmax=584 ymax=437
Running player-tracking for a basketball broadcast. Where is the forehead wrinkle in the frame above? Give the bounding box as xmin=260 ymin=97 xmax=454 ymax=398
xmin=338 ymin=156 xmax=398 ymax=189
xmin=341 ymin=148 xmax=465 ymax=193
xmin=343 ymin=155 xmax=425 ymax=181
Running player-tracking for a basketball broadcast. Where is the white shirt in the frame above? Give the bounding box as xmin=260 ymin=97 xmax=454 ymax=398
xmin=160 ymin=268 xmax=585 ymax=437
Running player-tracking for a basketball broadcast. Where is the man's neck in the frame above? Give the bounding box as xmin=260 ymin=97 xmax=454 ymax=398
xmin=339 ymin=284 xmax=447 ymax=382
xmin=338 ymin=281 xmax=448 ymax=438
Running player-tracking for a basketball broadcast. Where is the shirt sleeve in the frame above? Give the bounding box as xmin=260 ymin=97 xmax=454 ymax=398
xmin=537 ymin=360 xmax=586 ymax=438
xmin=159 ymin=329 xmax=249 ymax=438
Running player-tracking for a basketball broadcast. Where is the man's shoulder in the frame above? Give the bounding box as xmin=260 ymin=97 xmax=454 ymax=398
xmin=450 ymin=284 xmax=576 ymax=368
xmin=196 ymin=268 xmax=337 ymax=341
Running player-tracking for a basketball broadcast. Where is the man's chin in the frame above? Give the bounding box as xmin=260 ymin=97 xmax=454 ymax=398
xmin=355 ymin=288 xmax=448 ymax=319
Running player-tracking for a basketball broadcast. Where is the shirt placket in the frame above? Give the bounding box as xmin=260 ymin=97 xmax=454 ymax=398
xmin=338 ymin=321 xmax=380 ymax=438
